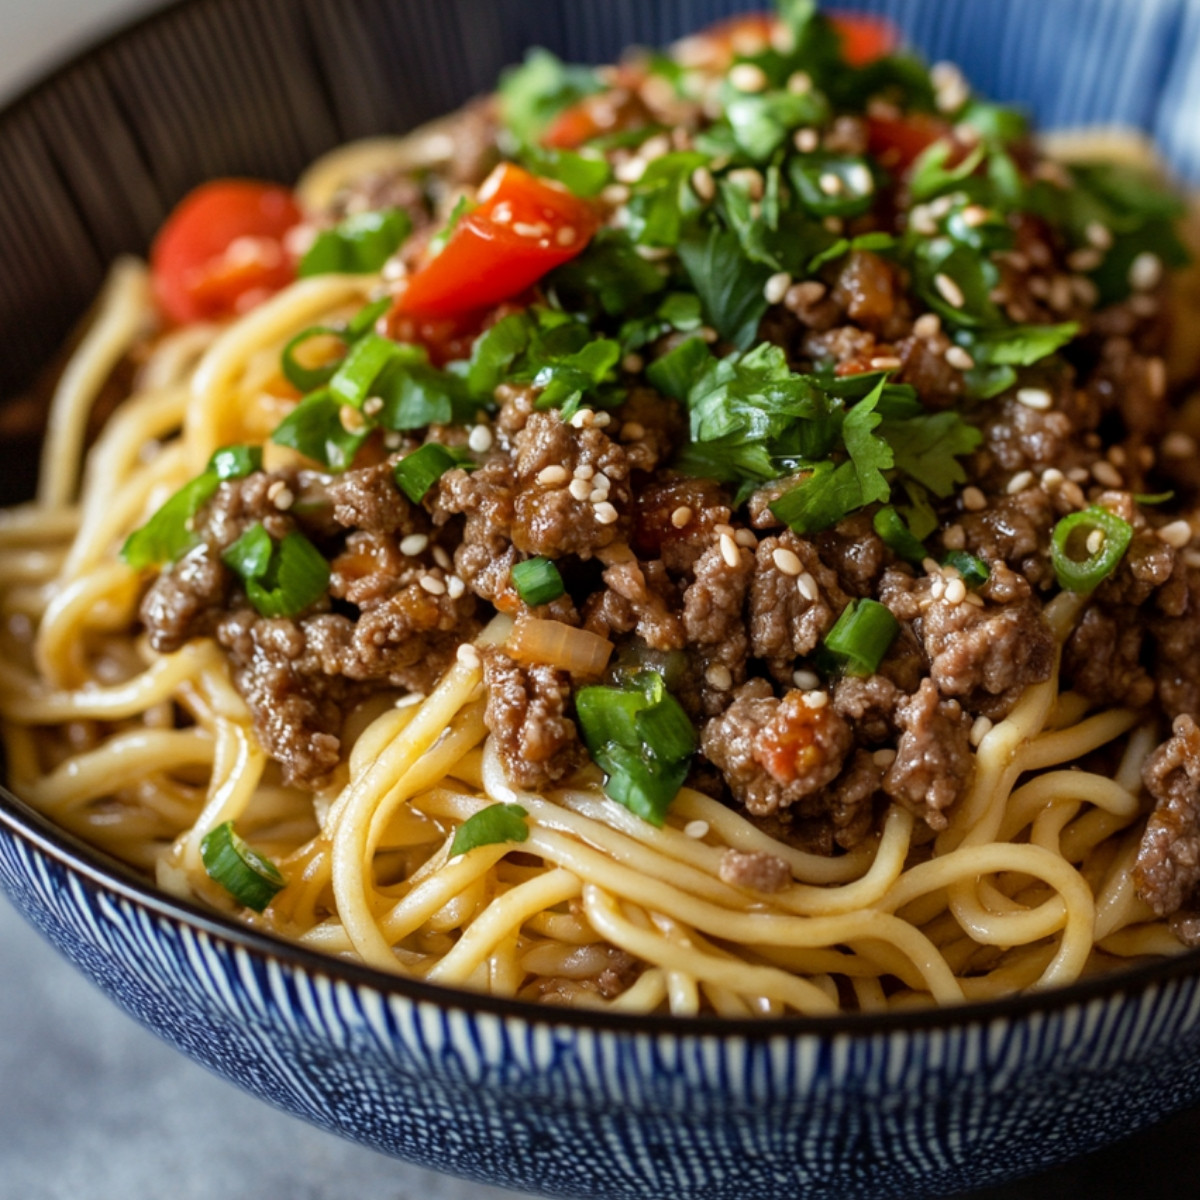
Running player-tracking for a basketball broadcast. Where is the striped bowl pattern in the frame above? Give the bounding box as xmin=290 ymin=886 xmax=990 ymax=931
xmin=4 ymin=1 xmax=1200 ymax=1196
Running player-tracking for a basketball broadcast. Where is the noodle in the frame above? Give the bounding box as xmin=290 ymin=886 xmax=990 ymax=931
xmin=1 ymin=3 xmax=1197 ymax=1016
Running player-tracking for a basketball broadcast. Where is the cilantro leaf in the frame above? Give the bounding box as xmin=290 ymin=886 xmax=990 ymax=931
xmin=677 ymin=225 xmax=772 ymax=349
xmin=880 ymin=411 xmax=983 ymax=497
xmin=271 ymin=389 xmax=369 ymax=472
xmin=298 ymin=209 xmax=411 ymax=277
xmin=449 ymin=804 xmax=530 ymax=856
xmin=958 ymin=322 xmax=1079 ymax=367
xmin=840 ymin=378 xmax=892 ymax=506
xmin=545 ymin=228 xmax=667 ymax=319
xmin=498 ymin=49 xmax=600 ymax=144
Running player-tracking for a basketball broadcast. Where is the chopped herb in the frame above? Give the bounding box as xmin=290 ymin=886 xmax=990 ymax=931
xmin=873 ymin=505 xmax=927 ymax=564
xmin=1050 ymin=507 xmax=1133 ymax=593
xmin=271 ymin=388 xmax=370 ymax=472
xmin=297 ymin=208 xmax=411 ymax=277
xmin=200 ymin=821 xmax=286 ymax=912
xmin=511 ymin=558 xmax=565 ymax=607
xmin=449 ymin=804 xmax=530 ymax=857
xmin=519 ymin=145 xmax=611 ymax=197
xmin=820 ymin=598 xmax=899 ymax=677
xmin=221 ymin=524 xmax=330 ymax=618
xmin=943 ymin=550 xmax=990 ymax=588
xmin=393 ymin=442 xmax=473 ymax=503
xmin=498 ymin=48 xmax=601 ymax=145
xmin=677 ymin=225 xmax=773 ymax=350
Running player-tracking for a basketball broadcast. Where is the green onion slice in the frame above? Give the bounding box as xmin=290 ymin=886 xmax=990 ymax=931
xmin=1050 ymin=507 xmax=1133 ymax=593
xmin=221 ymin=524 xmax=331 ymax=618
xmin=873 ymin=505 xmax=927 ymax=565
xmin=511 ymin=557 xmax=566 ymax=607
xmin=297 ymin=208 xmax=412 ymax=278
xmin=942 ymin=550 xmax=990 ymax=589
xmin=208 ymin=443 xmax=263 ymax=481
xmin=200 ymin=820 xmax=286 ymax=912
xmin=282 ymin=326 xmax=347 ymax=393
xmin=121 ymin=472 xmax=221 ymax=568
xmin=393 ymin=443 xmax=471 ymax=503
xmin=329 ymin=332 xmax=397 ymax=409
xmin=821 ymin=598 xmax=899 ymax=677
xmin=449 ymin=804 xmax=529 ymax=857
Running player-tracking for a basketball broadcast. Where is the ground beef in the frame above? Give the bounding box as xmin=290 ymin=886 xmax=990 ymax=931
xmin=632 ymin=476 xmax=733 ymax=572
xmin=1152 ymin=566 xmax=1200 ymax=719
xmin=682 ymin=540 xmax=754 ymax=650
xmin=1062 ymin=605 xmax=1155 ymax=709
xmin=814 ymin=511 xmax=888 ymax=597
xmin=700 ymin=679 xmax=853 ymax=817
xmin=583 ymin=558 xmax=684 ymax=652
xmin=718 ymin=848 xmax=791 ymax=893
xmin=883 ymin=679 xmax=973 ymax=831
xmin=1135 ymin=715 xmax=1200 ymax=917
xmin=323 ymin=462 xmax=416 ymax=534
xmin=141 ymin=544 xmax=229 ymax=653
xmin=482 ymin=649 xmax=582 ymax=790
xmin=832 ymin=674 xmax=899 ymax=743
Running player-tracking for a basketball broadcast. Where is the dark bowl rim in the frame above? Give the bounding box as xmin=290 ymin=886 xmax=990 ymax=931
xmin=3 ymin=0 xmax=1200 ymax=1042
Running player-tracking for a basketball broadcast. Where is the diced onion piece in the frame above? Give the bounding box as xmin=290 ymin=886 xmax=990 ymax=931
xmin=507 ymin=616 xmax=613 ymax=676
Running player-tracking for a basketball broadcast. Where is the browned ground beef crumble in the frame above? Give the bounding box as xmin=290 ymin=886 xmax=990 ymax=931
xmin=136 ymin=76 xmax=1200 ymax=939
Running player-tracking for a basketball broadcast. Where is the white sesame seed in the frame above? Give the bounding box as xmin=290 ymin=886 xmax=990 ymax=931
xmin=456 ymin=643 xmax=481 ymax=669
xmin=801 ymin=690 xmax=829 ymax=710
xmin=873 ymin=748 xmax=897 ymax=767
xmin=339 ymin=405 xmax=367 ymax=434
xmin=1067 ymin=467 xmax=1091 ymax=483
xmin=1061 ymin=481 xmax=1086 ymax=509
xmin=684 ymin=819 xmax=710 ymax=840
xmin=589 ymin=487 xmax=609 ymax=504
xmin=1067 ymin=247 xmax=1103 ymax=273
xmin=362 ymin=395 xmax=384 ymax=417
xmin=793 ymin=669 xmax=820 ymax=690
xmin=1092 ymin=460 xmax=1123 ymax=488
xmin=569 ymin=478 xmax=591 ymax=501
xmin=970 ymin=715 xmax=994 ymax=747
xmin=271 ymin=485 xmax=295 ymax=511
xmin=845 ymin=163 xmax=874 ymax=195
xmin=594 ymin=501 xmax=619 ymax=526
xmin=1007 ymin=470 xmax=1034 ymax=495
xmin=446 ymin=575 xmax=466 ymax=599
xmin=773 ymin=547 xmax=803 ymax=576
xmin=556 ymin=225 xmax=578 ymax=247
xmin=714 ymin=523 xmax=735 ymax=538
xmin=823 ymin=216 xmax=845 ymax=234
xmin=1072 ymin=275 xmax=1100 ymax=307
xmin=419 ymin=574 xmax=446 ymax=596
xmin=735 ymin=528 xmax=757 ymax=548
xmin=943 ymin=524 xmax=966 ymax=551
xmin=1086 ymin=529 xmax=1106 ymax=556
xmin=793 ymin=127 xmax=820 ymax=153
xmin=1016 ymin=387 xmax=1053 ymax=411
xmin=962 ymin=486 xmax=987 ymax=512
xmin=797 ymin=572 xmax=818 ymax=602
xmin=467 ymin=424 xmax=493 ymax=453
xmin=945 ymin=577 xmax=967 ymax=605
xmin=908 ymin=206 xmax=939 ymax=236
xmin=573 ymin=463 xmax=595 ymax=481
xmin=922 ymin=557 xmax=942 ymax=576
xmin=729 ymin=62 xmax=768 ymax=93
xmin=592 ymin=471 xmax=611 ymax=494
xmin=1147 ymin=357 xmax=1167 ymax=400
xmin=621 ymin=355 xmax=644 ymax=376
xmin=727 ymin=168 xmax=765 ymax=199
xmin=1041 ymin=468 xmax=1065 ymax=490
xmin=383 ymin=431 xmax=403 ymax=450
xmin=819 ymin=171 xmax=844 ymax=196
xmin=961 ymin=204 xmax=989 ymax=228
xmin=930 ymin=577 xmax=946 ymax=600
xmin=670 ymin=505 xmax=693 ymax=529
xmin=614 ymin=157 xmax=647 ymax=184
xmin=400 ymin=533 xmax=429 ymax=556
xmin=964 ymin=591 xmax=985 ymax=608
xmin=699 ymin=325 xmax=719 ymax=343
xmin=691 ymin=166 xmax=716 ymax=202
xmin=1159 ymin=520 xmax=1193 ymax=549
xmin=934 ymin=273 xmax=965 ymax=309
xmin=764 ymin=271 xmax=793 ymax=305
xmin=593 ymin=412 xmax=612 ymax=428
xmin=869 ymin=355 xmax=903 ymax=371
xmin=705 ymin=664 xmax=733 ymax=690
xmin=601 ymin=183 xmax=630 ymax=206
xmin=1129 ymin=252 xmax=1163 ymax=292
xmin=944 ymin=345 xmax=975 ymax=371
xmin=432 ymin=545 xmax=452 ymax=570
xmin=640 ymin=134 xmax=671 ymax=161
xmin=1163 ymin=431 xmax=1197 ymax=458
xmin=537 ymin=465 xmax=568 ymax=487
xmin=913 ymin=312 xmax=942 ymax=339
xmin=1085 ymin=221 xmax=1113 ymax=250
xmin=720 ymin=533 xmax=740 ymax=568
xmin=1108 ymin=445 xmax=1127 ymax=467
xmin=787 ymin=70 xmax=812 ymax=94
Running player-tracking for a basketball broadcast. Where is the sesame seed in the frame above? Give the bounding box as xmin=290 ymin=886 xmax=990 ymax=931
xmin=944 ymin=577 xmax=967 ymax=605
xmin=943 ymin=524 xmax=966 ymax=551
xmin=362 ymin=395 xmax=384 ymax=417
xmin=573 ymin=463 xmax=595 ymax=481
xmin=1007 ymin=470 xmax=1034 ymax=495
xmin=569 ymin=478 xmax=591 ymax=500
xmin=1159 ymin=520 xmax=1193 ymax=549
xmin=1067 ymin=247 xmax=1102 ymax=272
xmin=764 ymin=271 xmax=793 ymax=305
xmin=964 ymin=591 xmax=984 ymax=608
xmin=1147 ymin=357 xmax=1167 ymax=400
xmin=714 ymin=523 xmax=735 ymax=538
xmin=727 ymin=168 xmax=765 ymax=200
xmin=961 ymin=204 xmax=989 ymax=228
xmin=339 ymin=405 xmax=367 ymax=434
xmin=594 ymin=501 xmax=619 ymax=525
xmin=797 ymin=572 xmax=818 ymax=602
xmin=729 ymin=62 xmax=768 ymax=93
xmin=684 ymin=819 xmax=710 ymax=840
xmin=934 ymin=273 xmax=966 ymax=309
xmin=873 ymin=748 xmax=897 ymax=767
xmin=456 ymin=643 xmax=481 ymax=669
xmin=593 ymin=412 xmax=612 ymax=428
xmin=845 ymin=163 xmax=874 ymax=195
xmin=556 ymin=225 xmax=578 ymax=247
xmin=735 ymin=528 xmax=757 ymax=549
xmin=944 ymin=345 xmax=975 ymax=371
xmin=670 ymin=505 xmax=693 ymax=529
xmin=400 ymin=533 xmax=429 ymax=556
xmin=592 ymin=471 xmax=611 ymax=494
xmin=270 ymin=484 xmax=295 ymax=511
xmin=446 ymin=575 xmax=466 ymax=599
xmin=1163 ymin=431 xmax=1197 ymax=458
xmin=1071 ymin=275 xmax=1100 ymax=307
xmin=1041 ymin=468 xmax=1065 ymax=490
xmin=787 ymin=70 xmax=812 ymax=94
xmin=908 ymin=207 xmax=939 ymax=236
xmin=570 ymin=409 xmax=594 ymax=429
xmin=467 ymin=424 xmax=493 ymax=453
xmin=705 ymin=664 xmax=733 ymax=690
xmin=793 ymin=668 xmax=821 ymax=690
xmin=970 ymin=715 xmax=994 ymax=747
xmin=537 ymin=465 xmax=568 ymax=487
xmin=913 ymin=312 xmax=942 ymax=339
xmin=773 ymin=547 xmax=803 ymax=576
xmin=1067 ymin=467 xmax=1090 ymax=483
xmin=698 ymin=325 xmax=719 ymax=343
xmin=621 ymin=353 xmax=644 ymax=375
xmin=614 ymin=157 xmax=647 ymax=184
xmin=1016 ymin=387 xmax=1053 ymax=411
xmin=588 ymin=487 xmax=609 ymax=504
xmin=930 ymin=577 xmax=946 ymax=600
xmin=691 ymin=166 xmax=716 ymax=202
xmin=601 ymin=183 xmax=630 ymax=206
xmin=819 ymin=171 xmax=844 ymax=196
xmin=1086 ymin=221 xmax=1113 ymax=250
xmin=720 ymin=533 xmax=740 ymax=567
xmin=793 ymin=127 xmax=820 ymax=153
xmin=823 ymin=216 xmax=845 ymax=234
xmin=869 ymin=355 xmax=903 ymax=371
xmin=640 ymin=133 xmax=671 ymax=161
xmin=1129 ymin=252 xmax=1163 ymax=292
xmin=432 ymin=546 xmax=452 ymax=570
xmin=922 ymin=557 xmax=942 ymax=576
xmin=1086 ymin=529 xmax=1106 ymax=556
xmin=801 ymin=690 xmax=829 ymax=710
xmin=785 ymin=280 xmax=826 ymax=311
xmin=419 ymin=574 xmax=446 ymax=596
xmin=1061 ymin=481 xmax=1086 ymax=509
xmin=383 ymin=431 xmax=403 ymax=450
xmin=962 ymin=486 xmax=987 ymax=512
xmin=1092 ymin=460 xmax=1123 ymax=488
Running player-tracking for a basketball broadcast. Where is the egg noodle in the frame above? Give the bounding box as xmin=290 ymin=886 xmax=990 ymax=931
xmin=0 ymin=250 xmax=1179 ymax=1017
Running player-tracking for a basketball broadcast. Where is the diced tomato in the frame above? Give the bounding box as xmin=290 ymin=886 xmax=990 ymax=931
xmin=393 ymin=164 xmax=598 ymax=321
xmin=828 ymin=11 xmax=899 ymax=66
xmin=151 ymin=180 xmax=302 ymax=325
xmin=753 ymin=694 xmax=836 ymax=784
xmin=866 ymin=111 xmax=954 ymax=172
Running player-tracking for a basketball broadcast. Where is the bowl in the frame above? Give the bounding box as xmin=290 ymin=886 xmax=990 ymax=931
xmin=4 ymin=2 xmax=1200 ymax=1198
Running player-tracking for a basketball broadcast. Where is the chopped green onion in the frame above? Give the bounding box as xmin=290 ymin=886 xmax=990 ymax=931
xmin=942 ymin=550 xmax=990 ymax=589
xmin=270 ymin=388 xmax=369 ymax=472
xmin=297 ymin=208 xmax=412 ymax=278
xmin=575 ymin=671 xmax=696 ymax=827
xmin=449 ymin=803 xmax=529 ymax=857
xmin=200 ymin=820 xmax=286 ymax=912
xmin=393 ymin=443 xmax=471 ymax=504
xmin=821 ymin=598 xmax=899 ymax=677
xmin=120 ymin=472 xmax=221 ymax=568
xmin=281 ymin=325 xmax=346 ymax=392
xmin=207 ymin=444 xmax=262 ymax=481
xmin=873 ymin=505 xmax=926 ymax=565
xmin=511 ymin=557 xmax=565 ymax=607
xmin=329 ymin=332 xmax=397 ymax=409
xmin=1050 ymin=507 xmax=1133 ymax=593
xmin=221 ymin=524 xmax=331 ymax=618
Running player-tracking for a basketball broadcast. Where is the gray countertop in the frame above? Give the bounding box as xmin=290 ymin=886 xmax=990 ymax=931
xmin=4 ymin=892 xmax=1200 ymax=1200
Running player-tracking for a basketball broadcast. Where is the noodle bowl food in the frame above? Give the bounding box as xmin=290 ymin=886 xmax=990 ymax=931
xmin=5 ymin=0 xmax=1200 ymax=1019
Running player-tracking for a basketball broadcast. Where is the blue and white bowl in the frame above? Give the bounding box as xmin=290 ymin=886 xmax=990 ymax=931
xmin=4 ymin=2 xmax=1200 ymax=1197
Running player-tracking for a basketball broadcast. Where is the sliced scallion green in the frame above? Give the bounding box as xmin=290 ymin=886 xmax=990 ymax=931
xmin=221 ymin=524 xmax=330 ymax=618
xmin=873 ymin=505 xmax=926 ymax=565
xmin=1050 ymin=507 xmax=1133 ymax=593
xmin=942 ymin=550 xmax=990 ymax=589
xmin=821 ymin=598 xmax=899 ymax=677
xmin=329 ymin=332 xmax=397 ymax=409
xmin=511 ymin=557 xmax=565 ymax=607
xmin=393 ymin=443 xmax=470 ymax=503
xmin=200 ymin=820 xmax=286 ymax=912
